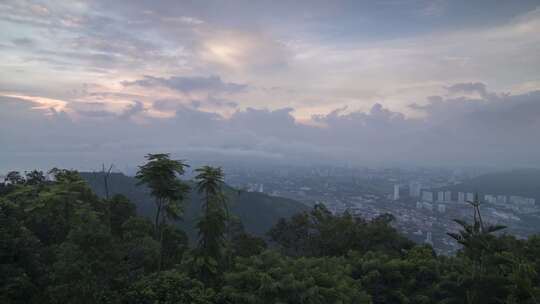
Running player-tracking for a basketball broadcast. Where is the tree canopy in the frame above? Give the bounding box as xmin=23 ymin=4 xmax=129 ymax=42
xmin=2 ymin=159 xmax=540 ymax=304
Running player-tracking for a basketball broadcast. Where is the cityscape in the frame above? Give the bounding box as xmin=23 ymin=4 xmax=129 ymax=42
xmin=224 ymin=165 xmax=540 ymax=254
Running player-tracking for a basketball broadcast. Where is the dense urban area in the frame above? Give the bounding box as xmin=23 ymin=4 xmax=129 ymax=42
xmin=224 ymin=165 xmax=540 ymax=254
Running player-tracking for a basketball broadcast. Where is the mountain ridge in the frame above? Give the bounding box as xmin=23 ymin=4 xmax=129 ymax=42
xmin=80 ymin=172 xmax=309 ymax=240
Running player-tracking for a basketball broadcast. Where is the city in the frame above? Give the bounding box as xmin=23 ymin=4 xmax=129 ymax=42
xmin=224 ymin=165 xmax=540 ymax=254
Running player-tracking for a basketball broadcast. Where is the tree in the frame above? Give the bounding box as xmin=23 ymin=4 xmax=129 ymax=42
xmin=24 ymin=170 xmax=46 ymax=186
xmin=135 ymin=153 xmax=190 ymax=271
xmin=220 ymin=251 xmax=371 ymax=304
xmin=125 ymin=270 xmax=215 ymax=304
xmin=101 ymin=164 xmax=114 ymax=200
xmin=5 ymin=171 xmax=24 ymax=185
xmin=194 ymin=166 xmax=229 ymax=285
xmin=268 ymin=204 xmax=413 ymax=257
xmin=108 ymin=194 xmax=137 ymax=238
xmin=161 ymin=225 xmax=189 ymax=269
xmin=445 ymin=193 xmax=511 ymax=304
xmin=447 ymin=194 xmax=506 ymax=260
xmin=227 ymin=218 xmax=267 ymax=258
xmin=48 ymin=215 xmax=125 ymax=304
xmin=0 ymin=202 xmax=45 ymax=303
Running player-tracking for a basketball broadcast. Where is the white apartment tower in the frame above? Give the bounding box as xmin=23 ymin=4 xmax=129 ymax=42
xmin=393 ymin=184 xmax=400 ymax=201
xmin=458 ymin=192 xmax=465 ymax=202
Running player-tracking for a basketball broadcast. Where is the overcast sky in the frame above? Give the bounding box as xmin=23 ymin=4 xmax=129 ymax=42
xmin=1 ymin=0 xmax=540 ymax=171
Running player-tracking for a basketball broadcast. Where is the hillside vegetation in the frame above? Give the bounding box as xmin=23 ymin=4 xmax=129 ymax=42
xmin=2 ymin=157 xmax=540 ymax=304
xmin=81 ymin=172 xmax=308 ymax=239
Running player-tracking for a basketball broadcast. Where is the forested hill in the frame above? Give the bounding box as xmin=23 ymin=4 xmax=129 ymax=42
xmin=442 ymin=169 xmax=540 ymax=201
xmin=80 ymin=172 xmax=308 ymax=239
xmin=4 ymin=168 xmax=540 ymax=303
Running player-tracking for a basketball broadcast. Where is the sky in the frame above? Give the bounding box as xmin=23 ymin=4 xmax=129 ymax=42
xmin=1 ymin=0 xmax=540 ymax=171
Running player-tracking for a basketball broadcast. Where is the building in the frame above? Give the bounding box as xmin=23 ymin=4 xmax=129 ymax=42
xmin=484 ymin=194 xmax=496 ymax=204
xmin=509 ymin=195 xmax=536 ymax=207
xmin=466 ymin=192 xmax=475 ymax=202
xmin=458 ymin=192 xmax=465 ymax=202
xmin=437 ymin=191 xmax=444 ymax=202
xmin=393 ymin=184 xmax=400 ymax=201
xmin=422 ymin=202 xmax=433 ymax=211
xmin=422 ymin=191 xmax=434 ymax=202
xmin=496 ymin=195 xmax=507 ymax=205
xmin=438 ymin=204 xmax=446 ymax=213
xmin=409 ymin=182 xmax=422 ymax=197
xmin=444 ymin=191 xmax=452 ymax=202
xmin=425 ymin=231 xmax=433 ymax=245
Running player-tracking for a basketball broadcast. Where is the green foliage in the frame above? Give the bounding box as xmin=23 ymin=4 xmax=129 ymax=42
xmin=136 ymin=153 xmax=190 ymax=271
xmin=220 ymin=250 xmax=371 ymax=304
xmin=47 ymin=216 xmax=125 ymax=304
xmin=5 ymin=171 xmax=25 ymax=185
xmin=79 ymin=171 xmax=308 ymax=240
xmin=125 ymin=270 xmax=215 ymax=304
xmin=193 ymin=166 xmax=229 ymax=284
xmin=135 ymin=153 xmax=190 ymax=229
xmin=2 ymin=164 xmax=540 ymax=304
xmin=25 ymin=170 xmax=46 ymax=186
xmin=227 ymin=218 xmax=267 ymax=258
xmin=0 ymin=204 xmax=44 ymax=303
xmin=268 ymin=204 xmax=413 ymax=257
xmin=347 ymin=248 xmax=439 ymax=304
xmin=161 ymin=225 xmax=189 ymax=268
xmin=109 ymin=194 xmax=137 ymax=237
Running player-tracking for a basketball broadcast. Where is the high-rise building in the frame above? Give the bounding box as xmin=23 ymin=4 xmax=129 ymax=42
xmin=409 ymin=182 xmax=422 ymax=197
xmin=422 ymin=191 xmax=434 ymax=202
xmin=466 ymin=192 xmax=474 ymax=202
xmin=393 ymin=184 xmax=400 ymax=201
xmin=496 ymin=195 xmax=507 ymax=204
xmin=425 ymin=231 xmax=433 ymax=245
xmin=437 ymin=191 xmax=444 ymax=202
xmin=444 ymin=191 xmax=452 ymax=202
xmin=458 ymin=192 xmax=465 ymax=202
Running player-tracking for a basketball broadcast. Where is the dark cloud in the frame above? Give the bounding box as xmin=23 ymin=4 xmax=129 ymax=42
xmin=154 ymin=99 xmax=184 ymax=111
xmin=12 ymin=37 xmax=34 ymax=47
xmin=189 ymin=97 xmax=238 ymax=109
xmin=76 ymin=110 xmax=117 ymax=118
xmin=122 ymin=75 xmax=247 ymax=94
xmin=446 ymin=82 xmax=489 ymax=98
xmin=119 ymin=100 xmax=145 ymax=119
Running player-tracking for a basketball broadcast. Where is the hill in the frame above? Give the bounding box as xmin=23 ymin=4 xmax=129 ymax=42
xmin=443 ymin=169 xmax=540 ymax=202
xmin=80 ymin=172 xmax=308 ymax=239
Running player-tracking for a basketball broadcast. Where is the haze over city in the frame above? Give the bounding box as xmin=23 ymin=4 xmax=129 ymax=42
xmin=2 ymin=0 xmax=540 ymax=170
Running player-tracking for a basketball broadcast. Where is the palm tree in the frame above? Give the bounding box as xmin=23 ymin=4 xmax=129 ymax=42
xmin=448 ymin=194 xmax=506 ymax=253
xmin=136 ymin=153 xmax=190 ymax=270
xmin=447 ymin=193 xmax=507 ymax=304
xmin=194 ymin=165 xmax=229 ymax=284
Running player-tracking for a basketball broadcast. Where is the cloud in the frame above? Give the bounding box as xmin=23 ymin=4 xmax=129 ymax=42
xmin=12 ymin=37 xmax=34 ymax=47
xmin=119 ymin=100 xmax=145 ymax=119
xmin=122 ymin=75 xmax=247 ymax=94
xmin=1 ymin=1 xmax=540 ymax=170
xmin=2 ymin=86 xmax=540 ymax=171
xmin=446 ymin=82 xmax=489 ymax=98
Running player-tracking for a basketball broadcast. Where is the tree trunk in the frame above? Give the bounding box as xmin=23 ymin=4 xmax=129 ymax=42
xmin=154 ymin=199 xmax=162 ymax=240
